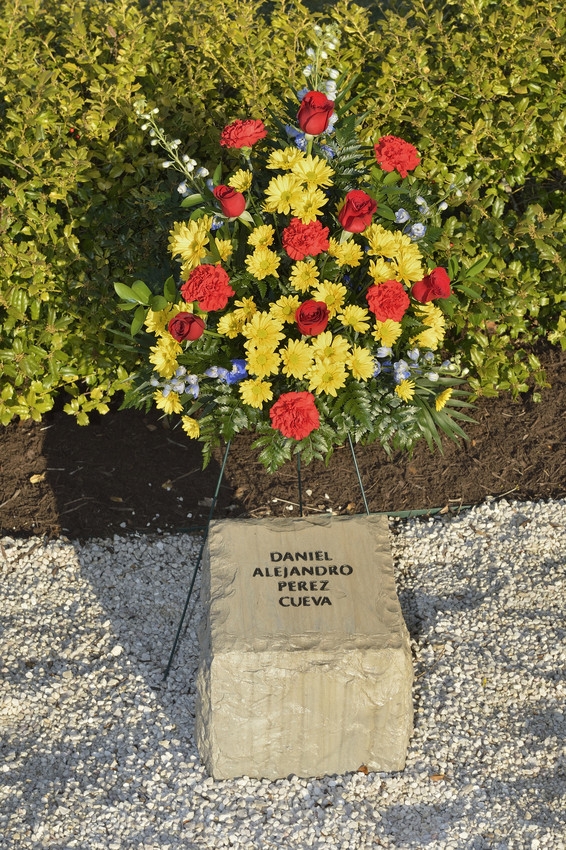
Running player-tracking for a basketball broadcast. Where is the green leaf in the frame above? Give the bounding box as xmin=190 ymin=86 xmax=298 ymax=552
xmin=131 ymin=280 xmax=152 ymax=304
xmin=114 ymin=282 xmax=136 ymax=301
xmin=180 ymin=193 xmax=204 ymax=208
xmin=464 ymin=256 xmax=491 ymax=279
xmin=150 ymin=295 xmax=168 ymax=311
xmin=163 ymin=276 xmax=177 ymax=301
xmin=130 ymin=305 xmax=147 ymax=336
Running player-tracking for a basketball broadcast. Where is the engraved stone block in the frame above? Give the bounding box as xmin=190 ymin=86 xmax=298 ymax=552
xmin=195 ymin=514 xmax=413 ymax=780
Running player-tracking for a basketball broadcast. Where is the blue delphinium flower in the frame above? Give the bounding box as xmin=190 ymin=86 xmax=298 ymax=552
xmin=393 ymin=359 xmax=411 ymax=382
xmin=406 ymin=222 xmax=427 ymax=241
xmin=224 ymin=359 xmax=248 ymax=385
xmin=395 ymin=209 xmax=410 ymax=224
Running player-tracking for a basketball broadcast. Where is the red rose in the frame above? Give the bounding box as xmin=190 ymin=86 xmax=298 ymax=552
xmin=282 ymin=218 xmax=330 ymax=261
xmin=213 ymin=184 xmax=246 ymax=218
xmin=180 ymin=264 xmax=235 ymax=312
xmin=269 ymin=391 xmax=320 ymax=440
xmin=337 ymin=190 xmax=377 ymax=233
xmin=366 ymin=280 xmax=410 ymax=322
xmin=219 ymin=119 xmax=267 ymax=149
xmin=297 ymin=91 xmax=335 ymax=136
xmin=411 ymin=267 xmax=452 ymax=303
xmin=374 ymin=136 xmax=421 ymax=178
xmin=167 ymin=312 xmax=206 ymax=342
xmin=295 ymin=300 xmax=329 ymax=336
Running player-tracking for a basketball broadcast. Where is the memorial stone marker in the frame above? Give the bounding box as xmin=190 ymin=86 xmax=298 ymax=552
xmin=195 ymin=514 xmax=413 ymax=780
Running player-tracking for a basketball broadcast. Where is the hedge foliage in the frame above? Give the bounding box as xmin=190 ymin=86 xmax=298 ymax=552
xmin=0 ymin=0 xmax=564 ymax=425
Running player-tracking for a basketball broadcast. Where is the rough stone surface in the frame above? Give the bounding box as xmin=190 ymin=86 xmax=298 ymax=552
xmin=195 ymin=514 xmax=413 ymax=780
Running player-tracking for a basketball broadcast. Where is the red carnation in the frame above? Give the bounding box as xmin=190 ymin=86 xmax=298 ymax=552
xmin=219 ymin=119 xmax=267 ymax=149
xmin=412 ymin=267 xmax=452 ymax=303
xmin=213 ymin=184 xmax=246 ymax=218
xmin=366 ymin=280 xmax=410 ymax=322
xmin=297 ymin=91 xmax=335 ymax=136
xmin=374 ymin=136 xmax=421 ymax=178
xmin=180 ymin=264 xmax=235 ymax=312
xmin=337 ymin=190 xmax=377 ymax=233
xmin=168 ymin=312 xmax=206 ymax=342
xmin=282 ymin=218 xmax=329 ymax=261
xmin=269 ymin=391 xmax=320 ymax=440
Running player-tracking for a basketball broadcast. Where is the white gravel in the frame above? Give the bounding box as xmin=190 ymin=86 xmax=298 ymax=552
xmin=1 ymin=498 xmax=565 ymax=849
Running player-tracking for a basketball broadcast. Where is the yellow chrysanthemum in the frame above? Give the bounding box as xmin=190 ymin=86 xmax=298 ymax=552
xmin=327 ymin=237 xmax=364 ymax=268
xmin=311 ymin=280 xmax=347 ymax=318
xmin=267 ymin=147 xmax=305 ymax=170
xmin=181 ymin=416 xmax=200 ymax=438
xmin=239 ymin=378 xmax=273 ymax=408
xmin=217 ymin=311 xmax=246 ymax=338
xmin=263 ymin=174 xmax=303 ymax=215
xmin=214 ymin=239 xmax=233 ymax=262
xmin=364 ymin=223 xmax=398 ymax=258
xmin=369 ymin=257 xmax=397 ymax=284
xmin=339 ymin=305 xmax=371 ymax=333
xmin=280 ymin=339 xmax=314 ymax=379
xmin=290 ymin=259 xmax=320 ymax=293
xmin=241 ymin=311 xmax=285 ymax=347
xmin=248 ymin=224 xmax=275 ymax=249
xmin=149 ymin=336 xmax=182 ymax=379
xmin=144 ymin=303 xmax=183 ymax=336
xmin=411 ymin=303 xmax=446 ymax=350
xmin=435 ymin=388 xmax=453 ymax=411
xmin=168 ymin=217 xmax=212 ymax=272
xmin=232 ymin=297 xmax=258 ymax=321
xmin=245 ymin=347 xmax=281 ymax=378
xmin=269 ymin=294 xmax=301 ymax=324
xmin=412 ymin=327 xmax=444 ymax=350
xmin=310 ymin=331 xmax=350 ymax=364
xmin=291 ymin=154 xmax=334 ymax=188
xmin=308 ymin=360 xmax=348 ymax=396
xmin=372 ymin=319 xmax=403 ymax=347
xmin=394 ymin=248 xmax=424 ymax=284
xmin=245 ymin=246 xmax=280 ymax=280
xmin=347 ymin=345 xmax=375 ymax=381
xmin=291 ymin=187 xmax=328 ymax=224
xmin=395 ymin=379 xmax=416 ymax=402
xmin=153 ymin=389 xmax=183 ymax=415
xmin=228 ymin=169 xmax=253 ymax=192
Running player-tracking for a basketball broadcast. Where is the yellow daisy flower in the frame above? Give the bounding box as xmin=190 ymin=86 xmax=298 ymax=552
xmin=144 ymin=303 xmax=183 ymax=336
xmin=291 ymin=154 xmax=334 ymax=188
xmin=168 ymin=217 xmax=212 ymax=271
xmin=248 ymin=224 xmax=275 ymax=249
xmin=369 ymin=257 xmax=397 ymax=284
xmin=241 ymin=311 xmax=285 ymax=347
xmin=239 ymin=378 xmax=273 ymax=408
xmin=395 ymin=379 xmax=416 ymax=402
xmin=311 ymin=280 xmax=347 ymax=318
xmin=412 ymin=327 xmax=444 ymax=350
xmin=269 ymin=294 xmax=301 ymax=324
xmin=364 ymin=223 xmax=398 ymax=258
xmin=217 ymin=312 xmax=246 ymax=339
xmin=267 ymin=147 xmax=306 ymax=170
xmin=232 ymin=297 xmax=258 ymax=321
xmin=149 ymin=336 xmax=182 ymax=379
xmin=394 ymin=248 xmax=424 ymax=284
xmin=214 ymin=239 xmax=233 ymax=262
xmin=290 ymin=259 xmax=320 ymax=293
xmin=372 ymin=319 xmax=403 ymax=347
xmin=338 ymin=305 xmax=371 ymax=333
xmin=280 ymin=339 xmax=314 ymax=379
xmin=411 ymin=303 xmax=446 ymax=350
xmin=327 ymin=237 xmax=364 ymax=268
xmin=310 ymin=331 xmax=350 ymax=364
xmin=245 ymin=246 xmax=280 ymax=280
xmin=263 ymin=174 xmax=303 ymax=215
xmin=153 ymin=389 xmax=183 ymax=415
xmin=228 ymin=169 xmax=253 ymax=192
xmin=435 ymin=388 xmax=453 ymax=411
xmin=181 ymin=416 xmax=200 ymax=438
xmin=347 ymin=345 xmax=375 ymax=381
xmin=245 ymin=347 xmax=281 ymax=378
xmin=308 ymin=360 xmax=348 ymax=396
xmin=291 ymin=187 xmax=328 ymax=224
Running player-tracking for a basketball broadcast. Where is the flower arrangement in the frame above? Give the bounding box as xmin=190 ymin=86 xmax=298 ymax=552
xmin=117 ymin=29 xmax=474 ymax=472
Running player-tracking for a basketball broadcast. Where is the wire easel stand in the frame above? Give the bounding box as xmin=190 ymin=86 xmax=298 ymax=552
xmin=163 ymin=433 xmax=371 ymax=680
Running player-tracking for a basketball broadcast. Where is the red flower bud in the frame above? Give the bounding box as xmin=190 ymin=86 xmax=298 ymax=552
xmin=213 ymin=184 xmax=246 ymax=218
xmin=297 ymin=91 xmax=335 ymax=136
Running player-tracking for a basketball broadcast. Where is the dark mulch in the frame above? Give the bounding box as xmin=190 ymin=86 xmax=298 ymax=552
xmin=1 ymin=346 xmax=564 ymax=540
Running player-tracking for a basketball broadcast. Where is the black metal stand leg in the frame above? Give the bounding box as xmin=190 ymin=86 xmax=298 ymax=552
xmin=163 ymin=439 xmax=232 ymax=680
xmin=348 ymin=433 xmax=370 ymax=516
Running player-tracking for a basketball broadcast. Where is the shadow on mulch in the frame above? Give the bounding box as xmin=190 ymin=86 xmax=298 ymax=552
xmin=1 ymin=347 xmax=564 ymax=540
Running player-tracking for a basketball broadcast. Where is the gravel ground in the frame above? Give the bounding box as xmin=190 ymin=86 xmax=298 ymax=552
xmin=1 ymin=498 xmax=565 ymax=850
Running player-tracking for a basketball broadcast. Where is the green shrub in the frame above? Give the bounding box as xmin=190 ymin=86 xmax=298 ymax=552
xmin=0 ymin=0 xmax=564 ymax=426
